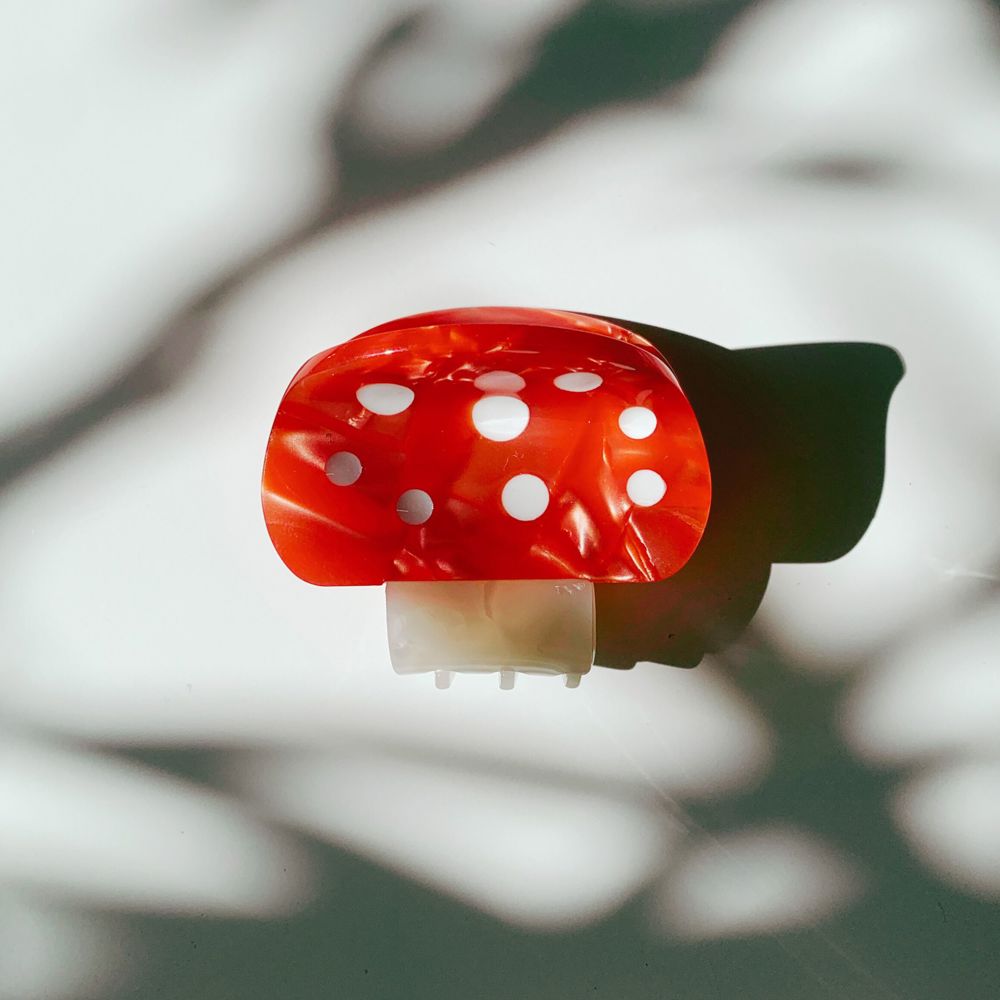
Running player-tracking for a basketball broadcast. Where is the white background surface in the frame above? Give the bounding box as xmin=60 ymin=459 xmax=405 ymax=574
xmin=1 ymin=1 xmax=998 ymax=997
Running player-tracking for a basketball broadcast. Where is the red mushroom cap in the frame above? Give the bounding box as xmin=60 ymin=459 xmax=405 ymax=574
xmin=262 ymin=307 xmax=711 ymax=585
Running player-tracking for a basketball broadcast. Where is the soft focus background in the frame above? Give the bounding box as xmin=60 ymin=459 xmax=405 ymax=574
xmin=2 ymin=1 xmax=999 ymax=997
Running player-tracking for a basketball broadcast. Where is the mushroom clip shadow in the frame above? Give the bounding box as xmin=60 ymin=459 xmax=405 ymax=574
xmin=594 ymin=318 xmax=905 ymax=671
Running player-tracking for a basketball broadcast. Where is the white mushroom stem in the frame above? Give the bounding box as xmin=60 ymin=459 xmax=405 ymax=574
xmin=386 ymin=580 xmax=595 ymax=686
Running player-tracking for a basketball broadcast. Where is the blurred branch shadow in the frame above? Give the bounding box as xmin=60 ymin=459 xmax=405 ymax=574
xmin=595 ymin=319 xmax=905 ymax=670
xmin=7 ymin=1 xmax=1000 ymax=998
xmin=333 ymin=0 xmax=754 ymax=213
xmin=0 ymin=0 xmax=754 ymax=493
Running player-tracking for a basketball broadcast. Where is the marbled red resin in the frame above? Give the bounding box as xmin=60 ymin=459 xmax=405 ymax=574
xmin=262 ymin=307 xmax=711 ymax=585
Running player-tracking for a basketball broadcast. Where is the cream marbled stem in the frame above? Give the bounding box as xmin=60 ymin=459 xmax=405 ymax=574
xmin=386 ymin=579 xmax=595 ymax=688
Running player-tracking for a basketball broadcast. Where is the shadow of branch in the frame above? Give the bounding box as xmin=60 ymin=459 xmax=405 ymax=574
xmin=0 ymin=0 xmax=754 ymax=493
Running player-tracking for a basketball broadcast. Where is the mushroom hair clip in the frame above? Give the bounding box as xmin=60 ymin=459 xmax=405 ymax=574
xmin=262 ymin=307 xmax=711 ymax=689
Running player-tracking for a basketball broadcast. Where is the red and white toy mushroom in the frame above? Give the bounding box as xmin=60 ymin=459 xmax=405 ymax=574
xmin=262 ymin=307 xmax=711 ymax=688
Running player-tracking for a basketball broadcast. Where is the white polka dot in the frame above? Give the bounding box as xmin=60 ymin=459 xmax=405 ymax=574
xmin=325 ymin=451 xmax=362 ymax=486
xmin=619 ymin=406 xmax=657 ymax=439
xmin=474 ymin=371 xmax=525 ymax=393
xmin=554 ymin=372 xmax=603 ymax=392
xmin=357 ymin=383 xmax=414 ymax=415
xmin=396 ymin=489 xmax=433 ymax=525
xmin=501 ymin=474 xmax=549 ymax=521
xmin=627 ymin=470 xmax=667 ymax=507
xmin=472 ymin=395 xmax=530 ymax=441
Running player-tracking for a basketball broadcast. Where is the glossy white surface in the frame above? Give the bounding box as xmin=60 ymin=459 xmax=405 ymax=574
xmin=500 ymin=473 xmax=550 ymax=521
xmin=626 ymin=469 xmax=667 ymax=507
xmin=324 ymin=451 xmax=362 ymax=486
xmin=395 ymin=489 xmax=434 ymax=525
xmin=618 ymin=405 xmax=657 ymax=440
xmin=473 ymin=370 xmax=526 ymax=393
xmin=470 ymin=394 xmax=530 ymax=441
xmin=554 ymin=372 xmax=603 ymax=392
xmin=356 ymin=382 xmax=415 ymax=415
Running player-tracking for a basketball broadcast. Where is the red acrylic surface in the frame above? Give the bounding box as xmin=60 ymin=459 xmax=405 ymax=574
xmin=262 ymin=307 xmax=711 ymax=585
